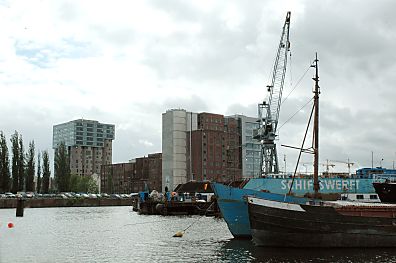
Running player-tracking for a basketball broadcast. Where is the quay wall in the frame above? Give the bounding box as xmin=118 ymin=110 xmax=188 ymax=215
xmin=0 ymin=198 xmax=132 ymax=209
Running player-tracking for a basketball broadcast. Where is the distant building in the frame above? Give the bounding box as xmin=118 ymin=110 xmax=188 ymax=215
xmin=53 ymin=119 xmax=115 ymax=177
xmin=230 ymin=115 xmax=261 ymax=178
xmin=162 ymin=109 xmax=197 ymax=192
xmin=188 ymin=112 xmax=242 ymax=183
xmin=162 ymin=109 xmax=259 ymax=192
xmin=101 ymin=153 xmax=162 ymax=194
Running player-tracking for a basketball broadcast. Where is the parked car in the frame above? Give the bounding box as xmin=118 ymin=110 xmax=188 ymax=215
xmin=101 ymin=193 xmax=110 ymax=198
xmin=5 ymin=192 xmax=15 ymax=198
xmin=88 ymin=193 xmax=98 ymax=199
xmin=110 ymin=194 xmax=121 ymax=199
xmin=57 ymin=194 xmax=68 ymax=199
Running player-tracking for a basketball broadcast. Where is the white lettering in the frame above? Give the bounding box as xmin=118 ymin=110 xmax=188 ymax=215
xmin=324 ymin=180 xmax=335 ymax=190
xmin=349 ymin=180 xmax=355 ymax=191
xmin=336 ymin=180 xmax=341 ymax=190
xmin=355 ymin=180 xmax=359 ymax=190
xmin=295 ymin=180 xmax=302 ymax=190
xmin=308 ymin=180 xmax=314 ymax=190
xmin=281 ymin=180 xmax=287 ymax=190
xmin=342 ymin=181 xmax=348 ymax=190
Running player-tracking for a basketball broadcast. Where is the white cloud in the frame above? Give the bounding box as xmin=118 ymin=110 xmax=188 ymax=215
xmin=1 ymin=0 xmax=396 ymax=173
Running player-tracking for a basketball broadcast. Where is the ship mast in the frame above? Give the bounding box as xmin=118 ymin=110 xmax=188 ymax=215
xmin=312 ymin=53 xmax=320 ymax=197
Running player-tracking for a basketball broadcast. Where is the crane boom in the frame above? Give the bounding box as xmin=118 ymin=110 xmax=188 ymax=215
xmin=254 ymin=11 xmax=291 ymax=176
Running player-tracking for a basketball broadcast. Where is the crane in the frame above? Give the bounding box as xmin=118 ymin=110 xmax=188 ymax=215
xmin=330 ymin=159 xmax=355 ymax=175
xmin=254 ymin=11 xmax=291 ymax=176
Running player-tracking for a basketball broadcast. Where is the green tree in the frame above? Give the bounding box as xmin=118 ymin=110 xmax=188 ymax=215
xmin=54 ymin=142 xmax=70 ymax=192
xmin=42 ymin=150 xmax=50 ymax=194
xmin=36 ymin=152 xmax=41 ymax=193
xmin=18 ymin=135 xmax=25 ymax=192
xmin=69 ymin=174 xmax=98 ymax=193
xmin=0 ymin=131 xmax=10 ymax=192
xmin=10 ymin=131 xmax=19 ymax=193
xmin=25 ymin=141 xmax=35 ymax=192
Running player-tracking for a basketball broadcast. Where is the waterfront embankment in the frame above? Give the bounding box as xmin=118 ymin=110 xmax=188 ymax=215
xmin=0 ymin=198 xmax=133 ymax=209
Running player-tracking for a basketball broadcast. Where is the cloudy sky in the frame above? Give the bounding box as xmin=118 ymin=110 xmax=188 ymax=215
xmin=1 ymin=0 xmax=396 ymax=174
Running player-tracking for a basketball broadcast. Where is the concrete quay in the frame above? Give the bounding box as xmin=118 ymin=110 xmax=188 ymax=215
xmin=0 ymin=198 xmax=133 ymax=209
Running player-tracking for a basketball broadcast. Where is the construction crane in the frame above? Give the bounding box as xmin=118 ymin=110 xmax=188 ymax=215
xmin=330 ymin=159 xmax=355 ymax=175
xmin=322 ymin=160 xmax=335 ymax=174
xmin=253 ymin=11 xmax=291 ymax=176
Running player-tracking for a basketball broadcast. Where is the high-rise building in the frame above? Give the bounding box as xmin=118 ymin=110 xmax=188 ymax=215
xmin=230 ymin=115 xmax=261 ymax=178
xmin=53 ymin=119 xmax=115 ymax=177
xmin=162 ymin=109 xmax=197 ymax=192
xmin=188 ymin=113 xmax=242 ymax=183
xmin=162 ymin=109 xmax=259 ymax=191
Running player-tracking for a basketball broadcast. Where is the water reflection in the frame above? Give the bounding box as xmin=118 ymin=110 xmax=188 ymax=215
xmin=1 ymin=207 xmax=396 ymax=263
xmin=219 ymin=239 xmax=396 ymax=263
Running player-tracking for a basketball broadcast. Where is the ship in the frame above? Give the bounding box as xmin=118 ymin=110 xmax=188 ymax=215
xmin=212 ymin=11 xmax=396 ymax=239
xmin=212 ymin=171 xmax=389 ymax=238
xmin=247 ymin=53 xmax=396 ymax=247
xmin=247 ymin=196 xmax=396 ymax=247
xmin=373 ymin=179 xmax=396 ymax=203
xmin=212 ymin=182 xmax=310 ymax=238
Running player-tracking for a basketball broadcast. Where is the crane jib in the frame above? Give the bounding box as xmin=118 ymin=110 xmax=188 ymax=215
xmin=254 ymin=11 xmax=291 ymax=176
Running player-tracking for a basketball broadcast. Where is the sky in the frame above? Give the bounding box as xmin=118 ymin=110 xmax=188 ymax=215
xmin=1 ymin=0 xmax=396 ymax=174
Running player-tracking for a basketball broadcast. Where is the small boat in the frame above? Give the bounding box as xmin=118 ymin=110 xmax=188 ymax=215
xmin=247 ymin=54 xmax=396 ymax=247
xmin=373 ymin=179 xmax=396 ymax=203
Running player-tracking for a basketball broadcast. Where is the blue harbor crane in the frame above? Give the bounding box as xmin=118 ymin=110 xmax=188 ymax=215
xmin=253 ymin=11 xmax=291 ymax=176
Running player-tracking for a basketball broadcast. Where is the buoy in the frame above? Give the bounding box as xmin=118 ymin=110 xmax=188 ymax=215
xmin=173 ymin=231 xmax=184 ymax=237
xmin=8 ymin=222 xmax=14 ymax=228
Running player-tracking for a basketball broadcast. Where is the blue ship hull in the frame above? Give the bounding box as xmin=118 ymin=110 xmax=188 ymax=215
xmin=212 ymin=182 xmax=310 ymax=238
xmin=212 ymin=178 xmax=378 ymax=238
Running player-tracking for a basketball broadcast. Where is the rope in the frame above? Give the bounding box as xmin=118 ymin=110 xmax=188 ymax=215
xmin=277 ymin=97 xmax=313 ymax=132
xmin=123 ymin=219 xmax=170 ymax=227
xmin=282 ymin=63 xmax=312 ymax=106
xmin=182 ymin=202 xmax=215 ymax=232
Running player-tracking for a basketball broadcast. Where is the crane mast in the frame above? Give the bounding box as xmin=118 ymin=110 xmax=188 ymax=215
xmin=254 ymin=11 xmax=291 ymax=176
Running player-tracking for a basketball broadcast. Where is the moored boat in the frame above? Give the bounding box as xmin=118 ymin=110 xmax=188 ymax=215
xmin=247 ymin=196 xmax=396 ymax=247
xmin=212 ymin=182 xmax=310 ymax=238
xmin=373 ymin=180 xmax=396 ymax=203
xmin=247 ymin=53 xmax=396 ymax=248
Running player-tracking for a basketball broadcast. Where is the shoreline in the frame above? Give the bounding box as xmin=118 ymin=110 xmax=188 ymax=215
xmin=0 ymin=198 xmax=133 ymax=209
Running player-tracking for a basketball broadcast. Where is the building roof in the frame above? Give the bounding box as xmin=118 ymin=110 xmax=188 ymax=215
xmin=174 ymin=181 xmax=214 ymax=193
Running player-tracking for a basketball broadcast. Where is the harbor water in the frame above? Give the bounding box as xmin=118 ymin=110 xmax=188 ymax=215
xmin=1 ymin=206 xmax=395 ymax=262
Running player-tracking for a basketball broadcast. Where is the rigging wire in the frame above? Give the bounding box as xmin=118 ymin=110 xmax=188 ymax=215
xmin=288 ymin=51 xmax=293 ymax=92
xmin=281 ymin=63 xmax=312 ymax=106
xmin=277 ymin=97 xmax=314 ymax=132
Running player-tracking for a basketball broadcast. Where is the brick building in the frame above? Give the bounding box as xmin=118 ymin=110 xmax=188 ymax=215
xmin=162 ymin=109 xmax=260 ymax=191
xmin=101 ymin=153 xmax=162 ymax=194
xmin=188 ymin=113 xmax=242 ymax=183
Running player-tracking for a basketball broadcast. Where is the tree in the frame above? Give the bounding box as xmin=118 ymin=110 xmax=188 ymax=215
xmin=42 ymin=150 xmax=50 ymax=194
xmin=17 ymin=135 xmax=25 ymax=192
xmin=0 ymin=131 xmax=10 ymax=192
xmin=10 ymin=131 xmax=19 ymax=193
xmin=36 ymin=152 xmax=41 ymax=193
xmin=54 ymin=141 xmax=70 ymax=192
xmin=25 ymin=141 xmax=35 ymax=192
xmin=69 ymin=174 xmax=98 ymax=193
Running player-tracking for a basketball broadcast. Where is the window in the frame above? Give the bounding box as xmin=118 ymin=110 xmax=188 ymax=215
xmin=370 ymin=195 xmax=378 ymax=200
xmin=356 ymin=195 xmax=364 ymax=200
